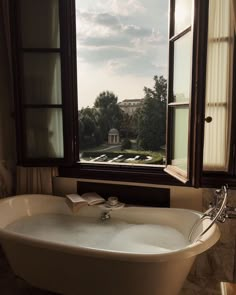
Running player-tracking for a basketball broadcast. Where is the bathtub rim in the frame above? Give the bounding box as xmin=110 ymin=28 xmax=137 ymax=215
xmin=0 ymin=194 xmax=220 ymax=263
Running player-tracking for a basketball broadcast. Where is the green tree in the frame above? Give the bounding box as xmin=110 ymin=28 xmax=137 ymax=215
xmin=137 ymin=75 xmax=167 ymax=151
xmin=94 ymin=91 xmax=123 ymax=140
xmin=79 ymin=107 xmax=103 ymax=148
xmin=120 ymin=112 xmax=136 ymax=138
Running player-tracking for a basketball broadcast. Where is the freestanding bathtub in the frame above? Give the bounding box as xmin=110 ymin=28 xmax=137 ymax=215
xmin=0 ymin=194 xmax=220 ymax=295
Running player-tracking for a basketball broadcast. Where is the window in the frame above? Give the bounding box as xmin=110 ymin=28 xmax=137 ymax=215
xmin=203 ymin=0 xmax=234 ymax=172
xmin=76 ymin=0 xmax=168 ymax=167
xmin=11 ymin=0 xmax=236 ymax=187
xmin=12 ymin=0 xmax=78 ymax=166
xmin=164 ymin=0 xmax=194 ymax=183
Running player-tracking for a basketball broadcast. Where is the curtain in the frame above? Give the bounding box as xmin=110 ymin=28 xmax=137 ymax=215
xmin=21 ymin=0 xmax=64 ymax=158
xmin=16 ymin=166 xmax=58 ymax=195
xmin=0 ymin=1 xmax=60 ymax=196
xmin=232 ymin=0 xmax=236 ymax=32
xmin=203 ymin=0 xmax=234 ymax=171
xmin=0 ymin=0 xmax=16 ymax=197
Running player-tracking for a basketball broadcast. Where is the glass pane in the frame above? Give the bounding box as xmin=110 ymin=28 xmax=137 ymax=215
xmin=76 ymin=0 xmax=169 ymax=166
xmin=20 ymin=0 xmax=60 ymax=48
xmin=171 ymin=107 xmax=189 ymax=172
xmin=174 ymin=0 xmax=192 ymax=34
xmin=203 ymin=0 xmax=233 ymax=171
xmin=25 ymin=108 xmax=64 ymax=158
xmin=173 ymin=32 xmax=192 ymax=102
xmin=23 ymin=53 xmax=62 ymax=104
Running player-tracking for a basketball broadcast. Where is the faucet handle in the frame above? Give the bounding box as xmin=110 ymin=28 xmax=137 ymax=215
xmin=107 ymin=196 xmax=119 ymax=206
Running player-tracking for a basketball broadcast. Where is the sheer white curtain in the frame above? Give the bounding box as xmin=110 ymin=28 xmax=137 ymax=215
xmin=203 ymin=0 xmax=234 ymax=171
xmin=16 ymin=167 xmax=58 ymax=195
xmin=21 ymin=0 xmax=63 ymax=158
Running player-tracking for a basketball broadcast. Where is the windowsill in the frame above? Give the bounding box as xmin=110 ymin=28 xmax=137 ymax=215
xmin=59 ymin=162 xmax=185 ymax=186
xmin=79 ymin=160 xmax=165 ymax=168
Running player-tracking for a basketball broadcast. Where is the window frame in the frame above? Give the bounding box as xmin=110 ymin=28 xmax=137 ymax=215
xmin=202 ymin=39 xmax=236 ymax=188
xmin=11 ymin=0 xmax=236 ymax=188
xmin=11 ymin=0 xmax=78 ymax=166
xmin=60 ymin=0 xmax=209 ymax=187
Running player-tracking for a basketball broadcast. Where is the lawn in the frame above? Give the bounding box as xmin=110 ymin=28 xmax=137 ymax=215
xmin=80 ymin=146 xmax=164 ymax=165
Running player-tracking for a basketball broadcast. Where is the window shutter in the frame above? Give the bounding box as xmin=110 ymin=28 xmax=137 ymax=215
xmin=11 ymin=0 xmax=78 ymax=166
xmin=165 ymin=0 xmax=209 ymax=186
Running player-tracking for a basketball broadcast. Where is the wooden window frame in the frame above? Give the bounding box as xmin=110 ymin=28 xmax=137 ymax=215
xmin=60 ymin=0 xmax=209 ymax=188
xmin=11 ymin=0 xmax=236 ymax=188
xmin=11 ymin=0 xmax=78 ymax=166
xmin=202 ymin=39 xmax=236 ymax=188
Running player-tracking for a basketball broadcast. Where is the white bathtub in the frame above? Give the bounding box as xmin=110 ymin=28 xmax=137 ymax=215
xmin=0 ymin=194 xmax=220 ymax=295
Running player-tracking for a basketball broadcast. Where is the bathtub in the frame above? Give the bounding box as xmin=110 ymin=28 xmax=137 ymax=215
xmin=0 ymin=194 xmax=220 ymax=295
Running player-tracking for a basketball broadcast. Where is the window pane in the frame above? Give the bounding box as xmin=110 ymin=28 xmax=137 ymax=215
xmin=23 ymin=53 xmax=62 ymax=104
xmin=173 ymin=32 xmax=192 ymax=102
xmin=174 ymin=0 xmax=192 ymax=34
xmin=25 ymin=108 xmax=64 ymax=158
xmin=203 ymin=0 xmax=233 ymax=171
xmin=76 ymin=0 xmax=168 ymax=166
xmin=20 ymin=0 xmax=60 ymax=48
xmin=171 ymin=107 xmax=189 ymax=172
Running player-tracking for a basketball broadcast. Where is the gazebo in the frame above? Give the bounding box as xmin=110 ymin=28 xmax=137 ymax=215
xmin=108 ymin=128 xmax=120 ymax=145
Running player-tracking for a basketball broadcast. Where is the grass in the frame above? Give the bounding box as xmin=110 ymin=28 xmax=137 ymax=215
xmin=81 ymin=148 xmax=164 ymax=165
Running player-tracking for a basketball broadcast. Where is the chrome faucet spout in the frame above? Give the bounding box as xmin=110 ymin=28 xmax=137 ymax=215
xmin=101 ymin=211 xmax=111 ymax=221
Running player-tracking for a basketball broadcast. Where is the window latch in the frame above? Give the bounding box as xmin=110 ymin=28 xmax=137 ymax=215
xmin=204 ymin=116 xmax=212 ymax=123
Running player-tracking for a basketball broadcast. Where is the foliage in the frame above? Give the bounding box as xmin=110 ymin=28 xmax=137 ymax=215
xmin=81 ymin=150 xmax=163 ymax=164
xmin=137 ymin=75 xmax=167 ymax=151
xmin=79 ymin=107 xmax=103 ymax=148
xmin=121 ymin=138 xmax=132 ymax=150
xmin=78 ymin=76 xmax=167 ymax=151
xmin=94 ymin=91 xmax=123 ymax=140
xmin=120 ymin=112 xmax=137 ymax=138
xmin=79 ymin=91 xmax=123 ymax=148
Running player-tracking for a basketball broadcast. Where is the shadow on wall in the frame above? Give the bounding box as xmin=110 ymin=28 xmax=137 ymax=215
xmin=0 ymin=2 xmax=16 ymax=198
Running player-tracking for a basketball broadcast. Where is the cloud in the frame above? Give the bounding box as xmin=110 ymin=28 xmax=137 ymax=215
xmin=76 ymin=0 xmax=168 ymax=77
xmin=113 ymin=55 xmax=168 ymax=77
xmin=107 ymin=59 xmax=126 ymax=73
xmin=77 ymin=10 xmax=165 ymax=49
xmin=78 ymin=11 xmax=120 ymax=28
xmin=77 ymin=45 xmax=167 ymax=78
xmin=78 ymin=46 xmax=142 ymax=64
xmin=121 ymin=24 xmax=150 ymax=37
xmin=97 ymin=0 xmax=146 ymax=16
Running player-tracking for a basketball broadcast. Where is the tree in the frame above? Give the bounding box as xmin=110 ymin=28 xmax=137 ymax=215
xmin=79 ymin=107 xmax=103 ymax=148
xmin=120 ymin=112 xmax=137 ymax=138
xmin=94 ymin=91 xmax=123 ymax=140
xmin=137 ymin=76 xmax=167 ymax=151
xmin=121 ymin=138 xmax=132 ymax=150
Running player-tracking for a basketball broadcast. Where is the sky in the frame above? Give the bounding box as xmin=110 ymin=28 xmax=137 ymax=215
xmin=75 ymin=0 xmax=169 ymax=109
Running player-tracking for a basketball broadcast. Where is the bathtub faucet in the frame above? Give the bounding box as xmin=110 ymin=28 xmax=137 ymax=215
xmin=206 ymin=184 xmax=229 ymax=223
xmin=100 ymin=197 xmax=125 ymax=221
xmin=189 ymin=185 xmax=229 ymax=241
xmin=101 ymin=211 xmax=111 ymax=221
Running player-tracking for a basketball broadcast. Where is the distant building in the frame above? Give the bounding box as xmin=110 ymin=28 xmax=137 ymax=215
xmin=118 ymin=99 xmax=144 ymax=116
xmin=108 ymin=128 xmax=120 ymax=145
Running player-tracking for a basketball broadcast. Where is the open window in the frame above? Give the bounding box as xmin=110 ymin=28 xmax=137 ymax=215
xmin=11 ymin=0 xmax=78 ymax=166
xmin=164 ymin=0 xmax=210 ymax=186
xmin=10 ymin=0 xmax=236 ymax=187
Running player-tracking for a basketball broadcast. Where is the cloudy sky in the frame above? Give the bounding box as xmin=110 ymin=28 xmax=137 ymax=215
xmin=76 ymin=0 xmax=169 ymax=109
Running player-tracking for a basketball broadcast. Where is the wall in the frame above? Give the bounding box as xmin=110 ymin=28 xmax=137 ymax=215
xmin=0 ymin=5 xmax=16 ymax=197
xmin=53 ymin=177 xmax=203 ymax=211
